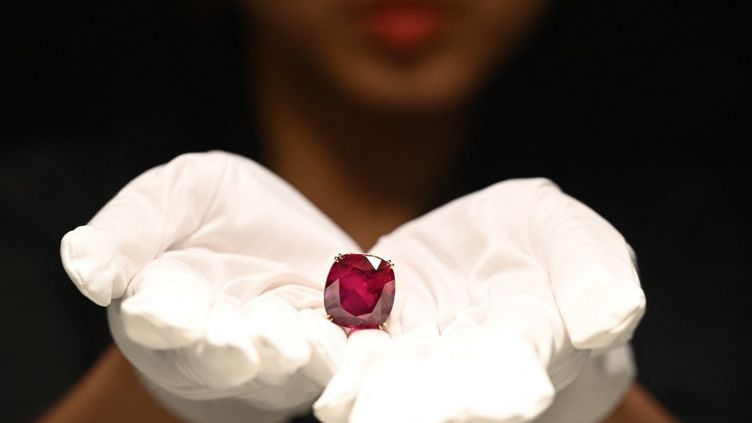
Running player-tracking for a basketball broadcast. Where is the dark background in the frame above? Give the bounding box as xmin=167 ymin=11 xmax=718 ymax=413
xmin=3 ymin=0 xmax=750 ymax=422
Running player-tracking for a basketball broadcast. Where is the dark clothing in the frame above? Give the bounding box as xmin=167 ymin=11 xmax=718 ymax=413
xmin=3 ymin=1 xmax=750 ymax=421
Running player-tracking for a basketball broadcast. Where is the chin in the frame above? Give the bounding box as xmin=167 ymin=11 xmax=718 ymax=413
xmin=331 ymin=58 xmax=485 ymax=115
xmin=366 ymin=86 xmax=472 ymax=115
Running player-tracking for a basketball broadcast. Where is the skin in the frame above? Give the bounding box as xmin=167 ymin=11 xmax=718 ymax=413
xmin=41 ymin=0 xmax=678 ymax=421
xmin=243 ymin=0 xmax=545 ymax=113
xmin=248 ymin=0 xmax=546 ymax=248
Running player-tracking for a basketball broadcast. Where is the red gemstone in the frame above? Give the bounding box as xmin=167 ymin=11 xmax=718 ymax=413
xmin=324 ymin=253 xmax=395 ymax=330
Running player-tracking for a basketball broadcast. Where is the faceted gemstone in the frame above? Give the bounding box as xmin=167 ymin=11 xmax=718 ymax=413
xmin=324 ymin=253 xmax=395 ymax=330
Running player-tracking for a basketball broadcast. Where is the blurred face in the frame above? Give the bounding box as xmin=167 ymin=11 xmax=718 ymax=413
xmin=244 ymin=0 xmax=547 ymax=113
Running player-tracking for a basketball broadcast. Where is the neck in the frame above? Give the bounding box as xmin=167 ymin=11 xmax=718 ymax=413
xmin=252 ymin=48 xmax=469 ymax=249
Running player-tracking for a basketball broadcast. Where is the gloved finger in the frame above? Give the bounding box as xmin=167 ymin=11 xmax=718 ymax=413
xmin=461 ymin=326 xmax=555 ymax=423
xmin=60 ymin=151 xmax=231 ymax=306
xmin=348 ymin=324 xmax=460 ymax=423
xmin=242 ymin=293 xmax=312 ymax=386
xmin=527 ymin=179 xmax=646 ymax=349
xmin=459 ymin=258 xmax=569 ymax=422
xmin=181 ymin=298 xmax=261 ymax=390
xmin=299 ymin=308 xmax=348 ymax=387
xmin=470 ymin=251 xmax=590 ymax=390
xmin=120 ymin=257 xmax=213 ymax=349
xmin=108 ymin=299 xmax=203 ymax=395
xmin=313 ymin=329 xmax=391 ymax=423
xmin=534 ymin=345 xmax=636 ymax=423
xmin=348 ymin=315 xmax=555 ymax=423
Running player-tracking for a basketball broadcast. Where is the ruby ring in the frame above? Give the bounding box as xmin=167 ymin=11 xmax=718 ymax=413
xmin=324 ymin=253 xmax=395 ymax=331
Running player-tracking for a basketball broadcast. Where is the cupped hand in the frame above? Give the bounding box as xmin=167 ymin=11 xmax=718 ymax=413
xmin=61 ymin=151 xmax=357 ymax=422
xmin=313 ymin=178 xmax=645 ymax=423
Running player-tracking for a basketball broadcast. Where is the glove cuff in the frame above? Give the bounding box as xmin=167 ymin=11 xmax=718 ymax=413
xmin=140 ymin=376 xmax=312 ymax=423
xmin=534 ymin=344 xmax=636 ymax=423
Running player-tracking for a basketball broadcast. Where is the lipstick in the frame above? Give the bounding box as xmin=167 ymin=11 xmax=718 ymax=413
xmin=364 ymin=0 xmax=445 ymax=53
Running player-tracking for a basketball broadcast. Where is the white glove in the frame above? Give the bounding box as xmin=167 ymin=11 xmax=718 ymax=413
xmin=61 ymin=151 xmax=358 ymax=423
xmin=61 ymin=151 xmax=645 ymax=423
xmin=312 ymin=177 xmax=645 ymax=423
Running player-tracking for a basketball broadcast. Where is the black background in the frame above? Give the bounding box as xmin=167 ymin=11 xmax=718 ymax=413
xmin=3 ymin=1 xmax=750 ymax=422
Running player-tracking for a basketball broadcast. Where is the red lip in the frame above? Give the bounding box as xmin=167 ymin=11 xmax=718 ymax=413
xmin=364 ymin=0 xmax=445 ymax=54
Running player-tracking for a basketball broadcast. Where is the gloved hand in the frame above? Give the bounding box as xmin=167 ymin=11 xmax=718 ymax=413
xmin=312 ymin=176 xmax=645 ymax=423
xmin=61 ymin=151 xmax=359 ymax=423
xmin=61 ymin=151 xmax=644 ymax=423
